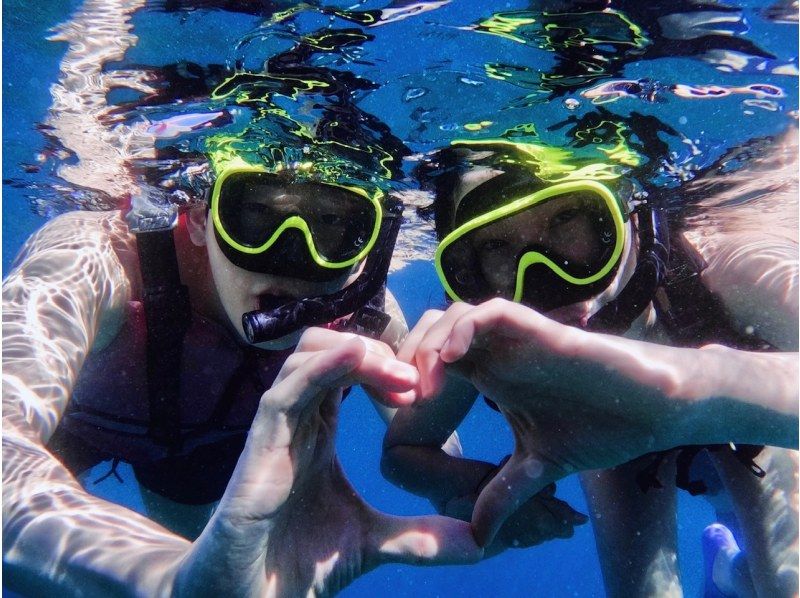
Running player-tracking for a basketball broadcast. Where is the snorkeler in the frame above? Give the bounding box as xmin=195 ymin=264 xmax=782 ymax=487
xmin=1 ymin=141 xmax=496 ymax=594
xmin=382 ymin=128 xmax=798 ymax=597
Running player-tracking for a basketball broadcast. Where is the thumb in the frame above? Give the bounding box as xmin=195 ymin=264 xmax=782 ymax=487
xmin=371 ymin=513 xmax=484 ymax=567
xmin=471 ymin=454 xmax=558 ymax=547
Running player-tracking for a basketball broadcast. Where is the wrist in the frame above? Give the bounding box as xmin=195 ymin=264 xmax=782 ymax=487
xmin=175 ymin=510 xmax=270 ymax=597
xmin=441 ymin=456 xmax=510 ymax=521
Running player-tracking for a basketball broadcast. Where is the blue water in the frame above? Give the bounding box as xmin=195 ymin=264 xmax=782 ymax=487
xmin=3 ymin=1 xmax=796 ymax=596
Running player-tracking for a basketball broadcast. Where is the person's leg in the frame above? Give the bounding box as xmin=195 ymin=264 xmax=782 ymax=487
xmin=580 ymin=451 xmax=681 ymax=598
xmin=709 ymin=446 xmax=799 ymax=598
xmin=692 ymin=449 xmax=755 ymax=598
xmin=703 ymin=522 xmax=756 ymax=598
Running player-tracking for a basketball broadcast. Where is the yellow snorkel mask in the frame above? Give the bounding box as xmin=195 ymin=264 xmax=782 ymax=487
xmin=210 ymin=164 xmax=387 ymax=281
xmin=433 ymin=140 xmax=631 ymax=312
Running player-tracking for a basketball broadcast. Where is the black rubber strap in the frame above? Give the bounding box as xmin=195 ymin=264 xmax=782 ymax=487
xmin=136 ymin=228 xmax=192 ymax=452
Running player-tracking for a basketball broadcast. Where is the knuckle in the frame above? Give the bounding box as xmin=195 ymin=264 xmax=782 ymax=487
xmin=364 ymin=337 xmax=394 ymax=358
xmin=280 ymin=352 xmax=306 ymax=373
xmin=295 ymin=326 xmax=325 ymax=349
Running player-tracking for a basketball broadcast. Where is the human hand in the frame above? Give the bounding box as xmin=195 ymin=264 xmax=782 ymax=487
xmin=443 ymin=479 xmax=587 ymax=551
xmin=405 ymin=299 xmax=711 ymax=546
xmin=174 ymin=327 xmax=482 ymax=597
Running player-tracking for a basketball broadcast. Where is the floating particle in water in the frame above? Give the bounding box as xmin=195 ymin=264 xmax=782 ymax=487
xmin=678 ymin=116 xmax=688 ymax=125
xmin=459 ymin=77 xmax=483 ymax=86
xmin=743 ymin=98 xmax=780 ymax=112
xmin=463 ymin=121 xmax=493 ymax=131
xmin=403 ymin=87 xmax=427 ymax=102
xmin=563 ymin=98 xmax=580 ymax=110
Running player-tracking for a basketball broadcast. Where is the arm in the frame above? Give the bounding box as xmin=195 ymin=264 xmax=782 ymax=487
xmin=3 ymin=218 xmax=480 ymax=596
xmin=682 ymin=124 xmax=798 ymax=351
xmin=406 ymin=299 xmax=797 ymax=545
xmin=3 ymin=212 xmax=189 ymax=596
xmin=381 ymin=310 xmax=490 ymax=510
xmin=369 ymin=291 xmax=463 ymax=457
xmin=382 ymin=308 xmax=586 ymax=550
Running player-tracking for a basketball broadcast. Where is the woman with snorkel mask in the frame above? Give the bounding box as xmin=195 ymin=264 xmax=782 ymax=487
xmin=383 ymin=135 xmax=798 ymax=598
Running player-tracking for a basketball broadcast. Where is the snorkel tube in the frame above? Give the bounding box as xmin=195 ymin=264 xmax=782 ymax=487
xmin=241 ymin=200 xmax=403 ymax=344
xmin=585 ymin=204 xmax=669 ymax=334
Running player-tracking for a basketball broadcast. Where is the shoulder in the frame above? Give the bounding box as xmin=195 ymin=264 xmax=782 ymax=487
xmin=379 ymin=288 xmax=409 ymax=353
xmin=677 ymin=128 xmax=798 ymax=350
xmin=12 ymin=211 xmax=136 ymax=273
xmin=690 ymin=232 xmax=797 ymax=350
xmin=5 ymin=211 xmax=138 ymax=348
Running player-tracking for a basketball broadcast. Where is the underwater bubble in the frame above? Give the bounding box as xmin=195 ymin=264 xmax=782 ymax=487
xmin=403 ymin=87 xmax=428 ymax=102
xmin=563 ymin=98 xmax=580 ymax=110
xmin=678 ymin=116 xmax=688 ymax=125
xmin=523 ymin=459 xmax=544 ymax=478
xmin=439 ymin=123 xmax=459 ymax=131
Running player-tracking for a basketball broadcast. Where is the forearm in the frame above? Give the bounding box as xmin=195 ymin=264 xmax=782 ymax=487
xmin=381 ymin=444 xmax=493 ymax=510
xmin=679 ymin=395 xmax=797 ymax=450
xmin=658 ymin=344 xmax=797 ymax=447
xmin=696 ymin=345 xmax=798 ymax=418
xmin=576 ymin=333 xmax=798 ymax=449
xmin=382 ymin=375 xmax=489 ymax=508
xmin=3 ymin=428 xmax=189 ymax=597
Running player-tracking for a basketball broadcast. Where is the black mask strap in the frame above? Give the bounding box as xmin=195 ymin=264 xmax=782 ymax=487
xmin=586 ymin=205 xmax=669 ymax=334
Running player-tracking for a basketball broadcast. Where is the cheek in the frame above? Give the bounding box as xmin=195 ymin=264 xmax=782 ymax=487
xmin=207 ymin=232 xmax=250 ymax=307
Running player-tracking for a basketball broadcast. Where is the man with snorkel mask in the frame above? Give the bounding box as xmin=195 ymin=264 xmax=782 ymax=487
xmin=2 ymin=126 xmax=497 ymax=595
xmin=383 ymin=135 xmax=798 ymax=597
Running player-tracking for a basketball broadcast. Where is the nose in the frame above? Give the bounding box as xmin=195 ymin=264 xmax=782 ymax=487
xmin=274 ymin=228 xmax=312 ymax=263
xmin=272 ymin=194 xmax=302 ymax=213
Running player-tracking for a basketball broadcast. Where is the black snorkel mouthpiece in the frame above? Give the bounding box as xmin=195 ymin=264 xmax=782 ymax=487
xmin=242 ymin=201 xmax=403 ymax=344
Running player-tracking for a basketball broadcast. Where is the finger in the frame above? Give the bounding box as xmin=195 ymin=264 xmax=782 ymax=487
xmin=277 ymin=345 xmax=419 ymax=404
xmin=497 ymin=494 xmax=584 ymax=547
xmin=440 ymin=298 xmax=557 ymax=364
xmin=371 ymin=513 xmax=483 ymax=567
xmin=542 ymin=496 xmax=589 ymax=531
xmin=296 ymin=326 xmax=396 ymax=359
xmin=337 ymin=346 xmax=420 ymax=399
xmin=395 ymin=309 xmax=444 ymax=364
xmin=413 ymin=302 xmax=474 ymax=399
xmin=271 ymin=337 xmax=369 ymax=416
xmin=471 ymin=454 xmax=559 ymax=547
